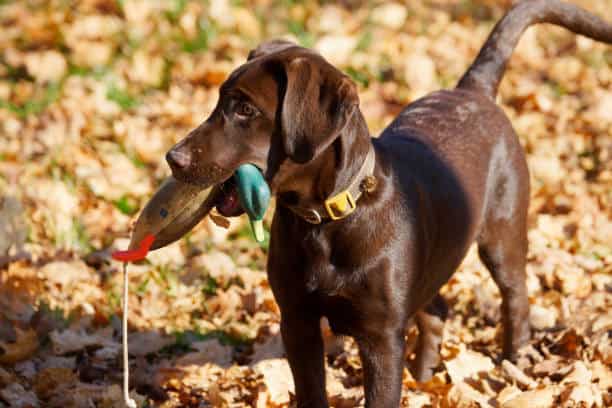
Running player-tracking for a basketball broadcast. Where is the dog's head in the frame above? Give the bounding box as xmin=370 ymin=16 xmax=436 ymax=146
xmin=166 ymin=40 xmax=361 ymax=216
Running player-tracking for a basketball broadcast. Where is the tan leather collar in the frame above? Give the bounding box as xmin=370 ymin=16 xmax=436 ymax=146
xmin=285 ymin=146 xmax=376 ymax=224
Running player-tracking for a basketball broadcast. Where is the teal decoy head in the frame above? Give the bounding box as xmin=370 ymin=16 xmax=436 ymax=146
xmin=234 ymin=164 xmax=271 ymax=242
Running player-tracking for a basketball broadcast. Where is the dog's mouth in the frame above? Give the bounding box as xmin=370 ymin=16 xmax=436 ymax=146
xmin=215 ymin=178 xmax=245 ymax=217
xmin=169 ymin=162 xmax=244 ymax=217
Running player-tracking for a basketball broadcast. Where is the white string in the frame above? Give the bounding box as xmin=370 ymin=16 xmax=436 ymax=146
xmin=122 ymin=263 xmax=137 ymax=408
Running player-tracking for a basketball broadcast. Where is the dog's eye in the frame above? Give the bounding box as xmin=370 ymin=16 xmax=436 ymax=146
xmin=236 ymin=101 xmax=257 ymax=118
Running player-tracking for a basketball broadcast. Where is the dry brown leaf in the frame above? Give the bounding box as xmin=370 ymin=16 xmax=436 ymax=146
xmin=23 ymin=51 xmax=67 ymax=83
xmin=559 ymin=383 xmax=603 ymax=407
xmin=591 ymin=360 xmax=612 ymax=391
xmin=0 ymin=382 xmax=40 ymax=408
xmin=561 ymin=360 xmax=592 ymax=385
xmin=446 ymin=381 xmax=491 ymax=407
xmin=49 ymin=328 xmax=115 ymax=355
xmin=550 ymin=329 xmax=583 ymax=359
xmin=252 ymin=358 xmax=294 ymax=405
xmin=501 ymin=360 xmax=536 ymax=389
xmin=0 ymin=328 xmax=39 ymax=364
xmin=444 ymin=345 xmax=495 ymax=384
xmin=0 ymin=195 xmax=27 ymax=256
xmin=532 ymin=356 xmax=566 ymax=377
xmin=33 ymin=367 xmax=77 ymax=400
xmin=496 ymin=385 xmax=522 ymax=405
xmin=251 ymin=333 xmax=284 ymax=364
xmin=175 ymin=339 xmax=233 ymax=367
xmin=209 ymin=211 xmax=231 ymax=229
xmin=501 ymin=386 xmax=559 ymax=408
xmin=127 ymin=331 xmax=175 ymax=357
xmin=529 ymin=304 xmax=558 ymax=330
xmin=371 ymin=3 xmax=407 ymax=30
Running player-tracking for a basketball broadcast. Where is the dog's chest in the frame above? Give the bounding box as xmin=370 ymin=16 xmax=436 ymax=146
xmin=300 ymin=225 xmax=372 ymax=295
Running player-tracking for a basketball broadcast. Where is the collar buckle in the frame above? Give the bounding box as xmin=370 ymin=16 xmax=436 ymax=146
xmin=284 ymin=145 xmax=376 ymax=224
xmin=324 ymin=190 xmax=356 ymax=220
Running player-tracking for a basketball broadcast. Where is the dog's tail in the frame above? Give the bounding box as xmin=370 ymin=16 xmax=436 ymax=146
xmin=457 ymin=0 xmax=612 ymax=99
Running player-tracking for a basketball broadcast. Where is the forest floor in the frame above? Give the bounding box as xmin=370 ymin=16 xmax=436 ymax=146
xmin=0 ymin=0 xmax=610 ymax=407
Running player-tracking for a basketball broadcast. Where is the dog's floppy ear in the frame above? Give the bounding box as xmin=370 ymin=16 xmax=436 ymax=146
xmin=281 ymin=57 xmax=359 ymax=163
xmin=247 ymin=39 xmax=296 ymax=61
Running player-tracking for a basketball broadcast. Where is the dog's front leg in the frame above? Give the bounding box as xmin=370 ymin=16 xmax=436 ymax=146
xmin=357 ymin=328 xmax=405 ymax=408
xmin=281 ymin=313 xmax=328 ymax=408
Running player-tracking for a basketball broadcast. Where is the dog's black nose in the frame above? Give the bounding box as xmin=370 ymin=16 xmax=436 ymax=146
xmin=166 ymin=148 xmax=191 ymax=170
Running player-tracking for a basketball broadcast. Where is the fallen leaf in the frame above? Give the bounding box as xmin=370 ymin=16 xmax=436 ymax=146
xmin=33 ymin=367 xmax=78 ymax=400
xmin=252 ymin=358 xmax=294 ymax=405
xmin=446 ymin=381 xmax=491 ymax=407
xmin=502 ymin=360 xmax=536 ymax=389
xmin=0 ymin=328 xmax=39 ymax=364
xmin=49 ymin=328 xmax=115 ymax=355
xmin=175 ymin=339 xmax=233 ymax=367
xmin=501 ymin=386 xmax=559 ymax=408
xmin=371 ymin=3 xmax=407 ymax=30
xmin=127 ymin=331 xmax=175 ymax=357
xmin=0 ymin=382 xmax=40 ymax=408
xmin=0 ymin=195 xmax=27 ymax=256
xmin=561 ymin=360 xmax=592 ymax=385
xmin=559 ymin=383 xmax=603 ymax=407
xmin=444 ymin=345 xmax=495 ymax=384
xmin=529 ymin=304 xmax=557 ymax=331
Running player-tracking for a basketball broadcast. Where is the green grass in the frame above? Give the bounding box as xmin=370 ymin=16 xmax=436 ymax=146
xmin=106 ymin=289 xmax=121 ymax=312
xmin=276 ymin=0 xmax=298 ymax=7
xmin=68 ymin=64 xmax=109 ymax=79
xmin=157 ymin=57 xmax=173 ymax=90
xmin=37 ymin=301 xmax=72 ymax=328
xmin=135 ymin=276 xmax=151 ymax=296
xmin=438 ymin=74 xmax=456 ymax=89
xmin=180 ymin=20 xmax=216 ymax=53
xmin=72 ymin=220 xmax=93 ymax=252
xmin=49 ymin=158 xmax=77 ymax=190
xmin=547 ymin=80 xmax=568 ymax=98
xmin=106 ymin=85 xmax=139 ymax=110
xmin=160 ymin=328 xmax=249 ymax=356
xmin=164 ymin=0 xmax=188 ymax=22
xmin=346 ymin=67 xmax=370 ymax=87
xmin=181 ymin=30 xmax=210 ymax=53
xmin=151 ymin=265 xmax=179 ymax=296
xmin=130 ymin=154 xmax=146 ymax=168
xmin=0 ymin=81 xmax=62 ymax=118
xmin=287 ymin=20 xmax=315 ymax=48
xmin=202 ymin=275 xmax=218 ymax=296
xmin=116 ymin=141 xmax=147 ymax=169
xmin=53 ymin=219 xmax=93 ymax=252
xmin=356 ymin=31 xmax=373 ymax=52
xmin=2 ymin=62 xmax=32 ymax=81
xmin=113 ymin=195 xmax=138 ymax=215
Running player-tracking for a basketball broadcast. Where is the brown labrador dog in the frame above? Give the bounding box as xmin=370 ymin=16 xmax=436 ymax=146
xmin=166 ymin=1 xmax=612 ymax=406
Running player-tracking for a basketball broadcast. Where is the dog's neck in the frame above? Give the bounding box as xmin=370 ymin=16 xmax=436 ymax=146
xmin=275 ymin=110 xmax=372 ymax=209
xmin=318 ymin=110 xmax=372 ymax=199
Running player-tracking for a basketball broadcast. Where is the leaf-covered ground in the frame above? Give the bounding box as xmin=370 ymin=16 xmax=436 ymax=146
xmin=0 ymin=0 xmax=611 ymax=407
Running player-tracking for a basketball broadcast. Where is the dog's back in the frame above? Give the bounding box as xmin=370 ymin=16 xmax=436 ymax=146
xmin=376 ymin=88 xmax=528 ymax=294
xmin=375 ymin=0 xmax=612 ymax=292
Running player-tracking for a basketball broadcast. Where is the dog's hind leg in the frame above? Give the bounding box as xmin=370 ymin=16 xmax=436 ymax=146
xmin=477 ymin=209 xmax=530 ymax=360
xmin=410 ymin=294 xmax=448 ymax=382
